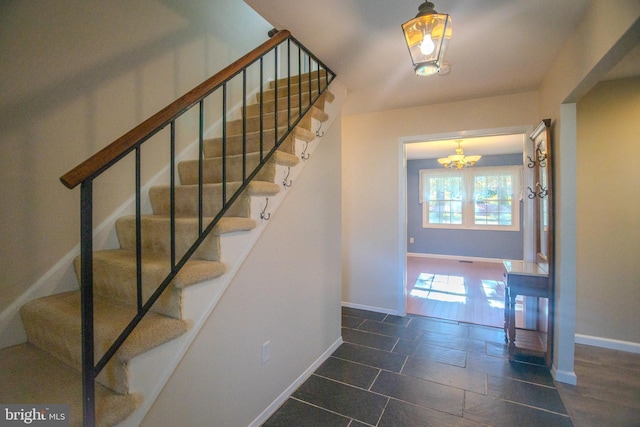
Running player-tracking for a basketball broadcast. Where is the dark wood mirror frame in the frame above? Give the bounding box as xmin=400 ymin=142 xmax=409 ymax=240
xmin=530 ymin=119 xmax=553 ymax=274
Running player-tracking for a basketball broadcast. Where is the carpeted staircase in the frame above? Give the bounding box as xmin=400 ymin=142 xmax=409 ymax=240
xmin=0 ymin=73 xmax=334 ymax=426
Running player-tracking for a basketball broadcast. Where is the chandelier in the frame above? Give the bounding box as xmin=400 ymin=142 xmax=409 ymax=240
xmin=437 ymin=140 xmax=481 ymax=169
xmin=401 ymin=1 xmax=452 ymax=76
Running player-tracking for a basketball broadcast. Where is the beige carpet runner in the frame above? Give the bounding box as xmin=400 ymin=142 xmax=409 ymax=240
xmin=0 ymin=73 xmax=333 ymax=426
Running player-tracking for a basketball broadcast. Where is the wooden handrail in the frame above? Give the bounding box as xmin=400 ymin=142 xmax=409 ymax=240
xmin=60 ymin=30 xmax=291 ymax=189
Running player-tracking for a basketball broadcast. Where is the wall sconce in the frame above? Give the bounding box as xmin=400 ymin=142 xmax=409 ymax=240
xmin=401 ymin=1 xmax=452 ymax=76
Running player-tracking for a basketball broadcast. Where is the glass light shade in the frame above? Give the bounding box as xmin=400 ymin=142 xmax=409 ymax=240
xmin=402 ymin=2 xmax=452 ymax=76
xmin=437 ymin=142 xmax=481 ymax=169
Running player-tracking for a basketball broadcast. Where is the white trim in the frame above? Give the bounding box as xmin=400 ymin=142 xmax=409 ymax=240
xmin=397 ymin=141 xmax=408 ymax=316
xmin=551 ymin=365 xmax=577 ymax=385
xmin=419 ymin=165 xmax=522 ymax=232
xmin=407 ymin=252 xmax=518 ymax=264
xmin=398 ymin=126 xmax=532 ymax=332
xmin=575 ymin=334 xmax=640 ymax=354
xmin=341 ymin=301 xmax=400 ymax=317
xmin=248 ymin=336 xmax=343 ymax=427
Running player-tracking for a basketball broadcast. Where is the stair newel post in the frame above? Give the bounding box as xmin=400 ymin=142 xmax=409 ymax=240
xmin=80 ymin=179 xmax=96 ymax=427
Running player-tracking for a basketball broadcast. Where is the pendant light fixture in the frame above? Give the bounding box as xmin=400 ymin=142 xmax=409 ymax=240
xmin=437 ymin=140 xmax=481 ymax=169
xmin=401 ymin=1 xmax=452 ymax=76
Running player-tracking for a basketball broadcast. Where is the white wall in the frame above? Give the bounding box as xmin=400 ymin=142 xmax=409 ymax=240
xmin=143 ymin=113 xmax=343 ymax=427
xmin=341 ymin=92 xmax=538 ymax=313
xmin=576 ymin=76 xmax=640 ymax=348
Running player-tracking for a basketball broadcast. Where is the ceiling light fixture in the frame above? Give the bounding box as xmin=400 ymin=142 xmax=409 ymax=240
xmin=401 ymin=1 xmax=452 ymax=76
xmin=438 ymin=140 xmax=481 ymax=169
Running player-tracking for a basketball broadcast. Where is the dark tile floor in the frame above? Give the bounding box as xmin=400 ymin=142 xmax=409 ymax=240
xmin=263 ymin=307 xmax=573 ymax=426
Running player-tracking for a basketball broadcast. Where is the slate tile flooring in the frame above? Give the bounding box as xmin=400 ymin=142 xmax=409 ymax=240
xmin=263 ymin=307 xmax=573 ymax=426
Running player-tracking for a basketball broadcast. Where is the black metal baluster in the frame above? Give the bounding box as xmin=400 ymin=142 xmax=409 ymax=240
xmin=287 ymin=39 xmax=291 ymax=129
xmin=307 ymin=54 xmax=312 ymax=109
xmin=80 ymin=180 xmax=95 ymax=427
xmin=274 ymin=45 xmax=278 ymax=147
xmin=135 ymin=147 xmax=142 ymax=312
xmin=298 ymin=44 xmax=302 ymax=120
xmin=259 ymin=57 xmax=264 ymax=162
xmin=198 ymin=102 xmax=204 ymax=235
xmin=171 ymin=121 xmax=176 ymax=269
xmin=222 ymin=83 xmax=227 ymax=206
xmin=242 ymin=69 xmax=247 ymax=183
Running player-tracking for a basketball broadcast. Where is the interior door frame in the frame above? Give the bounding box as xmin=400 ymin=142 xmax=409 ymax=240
xmin=396 ymin=125 xmax=534 ymax=316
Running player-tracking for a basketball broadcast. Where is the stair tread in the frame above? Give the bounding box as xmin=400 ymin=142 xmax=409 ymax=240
xmin=117 ymin=215 xmax=257 ymax=235
xmin=0 ymin=343 xmax=139 ymax=427
xmin=21 ymin=291 xmax=188 ymax=364
xmin=203 ymin=126 xmax=315 ymax=153
xmin=91 ymin=249 xmax=226 ymax=289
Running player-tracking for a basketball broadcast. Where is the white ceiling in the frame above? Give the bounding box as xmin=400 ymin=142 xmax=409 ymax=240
xmin=244 ymin=0 xmax=640 ymax=158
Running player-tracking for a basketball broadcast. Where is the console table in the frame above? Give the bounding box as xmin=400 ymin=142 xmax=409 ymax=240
xmin=503 ymin=260 xmax=551 ymax=366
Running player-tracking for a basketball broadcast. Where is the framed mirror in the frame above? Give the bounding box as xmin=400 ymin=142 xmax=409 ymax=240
xmin=529 ymin=119 xmax=553 ymax=272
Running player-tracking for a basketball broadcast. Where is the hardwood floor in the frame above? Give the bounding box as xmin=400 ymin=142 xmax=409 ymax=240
xmin=406 ymin=256 xmax=509 ymax=328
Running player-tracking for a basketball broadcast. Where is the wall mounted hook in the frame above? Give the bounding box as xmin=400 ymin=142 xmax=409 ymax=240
xmin=260 ymin=197 xmax=271 ymax=220
xmin=301 ymin=141 xmax=310 ymax=160
xmin=282 ymin=166 xmax=293 ymax=188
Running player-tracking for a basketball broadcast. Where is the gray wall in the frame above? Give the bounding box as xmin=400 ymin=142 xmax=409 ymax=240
xmin=407 ymin=153 xmax=524 ymax=259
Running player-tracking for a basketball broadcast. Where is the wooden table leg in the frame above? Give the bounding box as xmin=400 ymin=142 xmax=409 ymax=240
xmin=504 ymin=287 xmax=509 ymax=343
xmin=508 ymin=291 xmax=517 ymax=361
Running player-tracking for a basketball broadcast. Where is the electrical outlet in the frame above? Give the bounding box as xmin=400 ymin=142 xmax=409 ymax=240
xmin=262 ymin=340 xmax=271 ymax=364
xmin=409 ymin=237 xmax=414 ymax=243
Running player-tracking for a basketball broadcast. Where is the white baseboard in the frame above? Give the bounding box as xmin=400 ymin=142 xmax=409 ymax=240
xmin=248 ymin=336 xmax=343 ymax=427
xmin=407 ymin=253 xmax=515 ymax=264
xmin=575 ymin=334 xmax=640 ymax=354
xmin=341 ymin=301 xmax=400 ymax=316
xmin=551 ymin=365 xmax=577 ymax=385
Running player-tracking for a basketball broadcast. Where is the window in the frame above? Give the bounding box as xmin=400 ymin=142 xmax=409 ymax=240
xmin=419 ymin=166 xmax=521 ymax=231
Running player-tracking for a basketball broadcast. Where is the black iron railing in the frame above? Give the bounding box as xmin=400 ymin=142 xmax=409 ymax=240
xmin=60 ymin=30 xmax=335 ymax=426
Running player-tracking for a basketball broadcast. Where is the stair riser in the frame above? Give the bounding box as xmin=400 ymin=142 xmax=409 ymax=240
xmin=268 ymin=78 xmax=329 ymax=95
xmin=75 ymin=251 xmax=227 ymax=319
xmin=21 ymin=301 xmax=129 ymax=394
xmin=245 ymin=94 xmax=320 ymax=116
xmin=116 ymin=217 xmax=221 ymax=261
xmin=270 ymin=70 xmax=328 ymax=87
xmin=226 ymin=111 xmax=298 ymax=135
xmin=204 ymin=133 xmax=295 ymax=158
xmin=149 ymin=185 xmax=251 ymax=218
xmin=259 ymin=87 xmax=322 ymax=102
xmin=178 ymin=156 xmax=277 ymax=186
xmin=75 ymin=255 xmax=181 ymax=318
xmin=225 ymin=111 xmax=312 ymax=137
